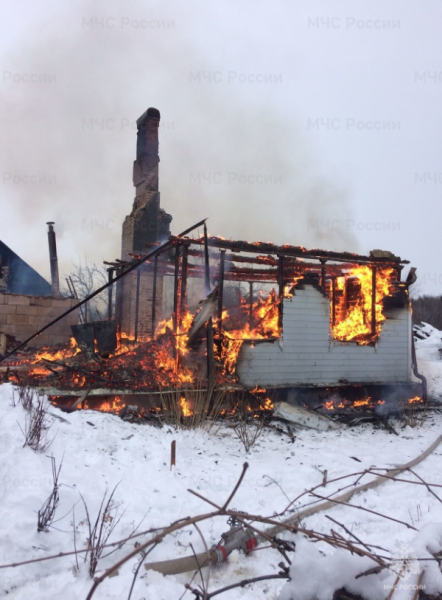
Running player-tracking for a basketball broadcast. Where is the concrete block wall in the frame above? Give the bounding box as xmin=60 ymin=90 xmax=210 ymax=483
xmin=0 ymin=293 xmax=79 ymax=347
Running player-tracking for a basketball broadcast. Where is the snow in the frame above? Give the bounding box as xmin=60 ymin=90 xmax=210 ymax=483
xmin=1 ymin=340 xmax=442 ymax=600
xmin=415 ymin=322 xmax=442 ymax=400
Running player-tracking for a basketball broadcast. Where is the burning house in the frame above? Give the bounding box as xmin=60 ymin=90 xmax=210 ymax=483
xmin=0 ymin=108 xmax=425 ymax=419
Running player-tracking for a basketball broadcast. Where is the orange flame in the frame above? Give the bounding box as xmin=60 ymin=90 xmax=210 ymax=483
xmin=217 ymin=289 xmax=280 ymax=375
xmin=32 ymin=337 xmax=81 ymax=363
xmin=332 ymin=266 xmax=395 ymax=344
xmin=82 ymin=395 xmax=125 ymax=413
xmin=408 ymin=396 xmax=423 ymax=404
xmin=180 ymin=396 xmax=193 ymax=416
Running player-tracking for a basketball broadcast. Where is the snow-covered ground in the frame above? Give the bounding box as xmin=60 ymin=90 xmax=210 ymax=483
xmin=415 ymin=322 xmax=442 ymax=401
xmin=1 ymin=330 xmax=442 ymax=599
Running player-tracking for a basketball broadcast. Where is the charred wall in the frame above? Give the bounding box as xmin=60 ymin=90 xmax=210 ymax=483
xmin=237 ymin=283 xmax=412 ymax=388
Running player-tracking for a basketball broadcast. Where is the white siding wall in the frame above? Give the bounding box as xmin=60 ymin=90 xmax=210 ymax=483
xmin=237 ymin=284 xmax=412 ymax=388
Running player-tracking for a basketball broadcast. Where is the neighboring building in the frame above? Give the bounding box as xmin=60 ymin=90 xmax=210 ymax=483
xmin=0 ymin=240 xmax=52 ymax=296
xmin=0 ymin=240 xmax=78 ymax=349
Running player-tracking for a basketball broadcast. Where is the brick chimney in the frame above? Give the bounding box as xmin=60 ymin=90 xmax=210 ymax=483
xmin=121 ymin=107 xmax=172 ymax=259
xmin=118 ymin=108 xmax=172 ymax=339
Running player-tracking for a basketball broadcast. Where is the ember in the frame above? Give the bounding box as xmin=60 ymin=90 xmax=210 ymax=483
xmin=322 ymin=395 xmax=423 ymax=412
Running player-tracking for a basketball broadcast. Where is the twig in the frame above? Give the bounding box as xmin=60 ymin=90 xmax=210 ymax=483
xmin=221 ymin=462 xmax=249 ymax=510
xmin=325 ymin=515 xmax=373 ymax=553
xmin=193 ymin=522 xmax=210 ymax=598
xmin=73 ymin=505 xmax=79 ymax=571
xmin=127 ymin=543 xmax=158 ymax=600
xmin=412 ymin=570 xmax=425 ymax=600
xmin=386 ymin=573 xmax=401 ymax=599
xmin=185 ymin=571 xmax=289 ymax=598
xmin=355 ymin=563 xmax=388 ymax=579
xmin=263 ymin=475 xmax=291 ymax=503
xmin=408 ymin=468 xmax=442 ymax=506
xmin=310 ymin=492 xmax=417 ymax=531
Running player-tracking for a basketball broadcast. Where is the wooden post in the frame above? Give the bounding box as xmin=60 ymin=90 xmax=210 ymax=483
xmin=217 ymin=250 xmax=226 ymax=330
xmin=116 ymin=267 xmax=124 ymax=337
xmin=68 ymin=275 xmax=85 ymax=324
xmin=134 ymin=267 xmax=141 ymax=342
xmin=203 ymin=222 xmax=211 ymax=295
xmin=320 ymin=259 xmax=327 ymax=290
xmin=249 ymin=281 xmax=253 ymax=329
xmin=170 ymin=440 xmax=176 ymax=471
xmin=172 ymin=244 xmax=180 ymax=357
xmin=107 ymin=268 xmax=114 ymax=320
xmin=151 ymin=255 xmax=158 ymax=336
xmin=343 ymin=275 xmax=348 ymax=319
xmin=180 ymin=243 xmax=189 ymax=321
xmin=203 ymin=223 xmax=215 ymax=387
xmin=278 ymin=255 xmax=284 ymax=330
xmin=371 ymin=266 xmax=377 ymax=336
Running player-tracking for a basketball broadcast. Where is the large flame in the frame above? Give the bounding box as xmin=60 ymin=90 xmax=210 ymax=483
xmin=216 ymin=289 xmax=280 ymax=375
xmin=32 ymin=337 xmax=80 ymax=363
xmin=332 ymin=266 xmax=395 ymax=344
xmin=82 ymin=395 xmax=125 ymax=413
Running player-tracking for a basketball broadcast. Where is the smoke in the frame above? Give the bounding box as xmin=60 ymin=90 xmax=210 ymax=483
xmin=0 ymin=0 xmax=357 ymax=284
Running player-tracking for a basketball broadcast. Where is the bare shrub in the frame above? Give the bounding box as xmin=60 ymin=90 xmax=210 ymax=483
xmin=233 ymin=413 xmax=266 ymax=452
xmin=153 ymin=381 xmax=231 ymax=431
xmin=402 ymin=401 xmax=428 ymax=428
xmin=80 ymin=484 xmax=124 ymax=577
xmin=156 ymin=387 xmax=183 ymax=428
xmin=17 ymin=386 xmax=34 ymax=411
xmin=231 ymin=395 xmax=267 ymax=452
xmin=37 ymin=456 xmax=62 ymax=532
xmin=19 ymin=395 xmax=54 ymax=452
xmin=204 ymin=388 xmax=235 ymax=433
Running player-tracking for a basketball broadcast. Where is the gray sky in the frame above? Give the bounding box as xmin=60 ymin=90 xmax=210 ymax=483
xmin=1 ymin=0 xmax=441 ymax=294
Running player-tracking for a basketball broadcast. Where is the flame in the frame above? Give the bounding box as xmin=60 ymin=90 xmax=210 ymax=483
xmin=323 ymin=395 xmax=422 ymax=411
xmin=408 ymin=396 xmax=423 ymax=404
xmin=217 ymin=289 xmax=280 ymax=375
xmin=324 ymin=400 xmax=345 ymax=410
xmin=263 ymin=397 xmax=274 ymax=410
xmin=353 ymin=398 xmax=371 ymax=407
xmin=284 ymin=275 xmax=303 ymax=298
xmin=32 ymin=337 xmax=81 ymax=363
xmin=180 ymin=396 xmax=193 ymax=416
xmin=82 ymin=395 xmax=125 ymax=413
xmin=332 ymin=266 xmax=395 ymax=344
